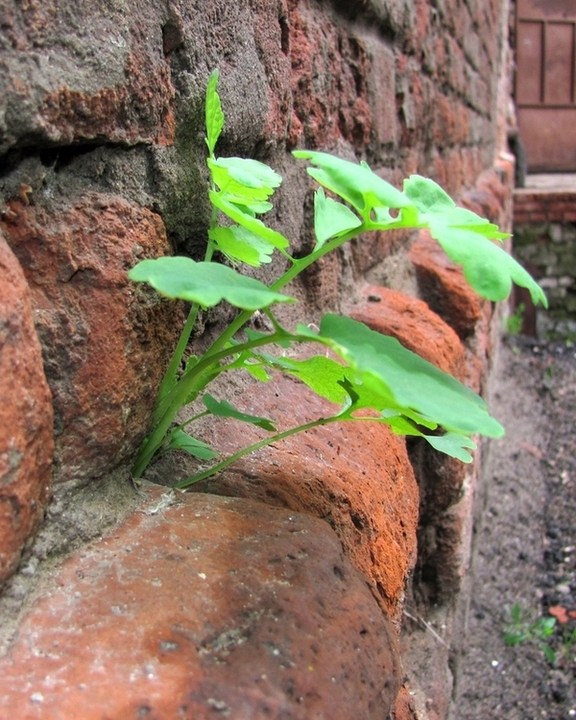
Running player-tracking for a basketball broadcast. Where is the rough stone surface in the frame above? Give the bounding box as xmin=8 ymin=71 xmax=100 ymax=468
xmin=1 ymin=195 xmax=183 ymax=489
xmin=158 ymin=372 xmax=420 ymax=619
xmin=288 ymin=1 xmax=372 ymax=150
xmin=0 ymin=0 xmax=175 ymax=152
xmin=0 ymin=488 xmax=402 ymax=720
xmin=348 ymin=284 xmax=476 ymax=604
xmin=391 ymin=684 xmax=418 ymax=720
xmin=0 ymin=232 xmax=53 ymax=583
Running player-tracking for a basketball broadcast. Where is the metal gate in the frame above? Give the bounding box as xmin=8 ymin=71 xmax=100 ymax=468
xmin=516 ymin=0 xmax=576 ymax=172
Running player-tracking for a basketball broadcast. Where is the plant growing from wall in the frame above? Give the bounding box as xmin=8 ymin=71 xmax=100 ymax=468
xmin=129 ymin=71 xmax=547 ymax=488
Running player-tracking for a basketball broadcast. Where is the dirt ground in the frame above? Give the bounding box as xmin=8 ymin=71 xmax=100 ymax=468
xmin=454 ymin=335 xmax=576 ymax=719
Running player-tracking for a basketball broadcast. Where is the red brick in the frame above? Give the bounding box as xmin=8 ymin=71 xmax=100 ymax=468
xmin=288 ymin=3 xmax=372 ymax=150
xmin=178 ymin=371 xmax=420 ymax=619
xmin=0 ymin=489 xmax=402 ymax=719
xmin=0 ymin=232 xmax=53 ymax=582
xmin=528 ymin=211 xmax=547 ymax=223
xmin=3 ymin=196 xmax=183 ymax=489
xmin=513 ymin=211 xmax=530 ymax=225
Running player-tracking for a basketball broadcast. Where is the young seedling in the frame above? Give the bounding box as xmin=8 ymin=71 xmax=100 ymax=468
xmin=504 ymin=603 xmax=559 ymax=664
xmin=129 ymin=70 xmax=547 ymax=488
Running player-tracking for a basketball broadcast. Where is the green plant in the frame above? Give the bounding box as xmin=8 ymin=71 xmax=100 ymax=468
xmin=504 ymin=603 xmax=560 ymax=664
xmin=560 ymin=624 xmax=576 ymax=665
xmin=505 ymin=302 xmax=526 ymax=335
xmin=128 ymin=71 xmax=547 ymax=488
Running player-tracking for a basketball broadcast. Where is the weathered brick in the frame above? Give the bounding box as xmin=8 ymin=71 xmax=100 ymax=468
xmin=0 ymin=232 xmax=53 ymax=582
xmin=364 ymin=36 xmax=397 ymax=146
xmin=3 ymin=196 xmax=183 ymax=489
xmin=0 ymin=489 xmax=402 ymax=719
xmin=177 ymin=370 xmax=420 ymax=619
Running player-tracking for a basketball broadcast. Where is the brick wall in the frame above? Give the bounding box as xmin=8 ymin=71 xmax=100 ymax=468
xmin=514 ymin=190 xmax=576 ymax=225
xmin=0 ymin=0 xmax=514 ymax=717
xmin=513 ymin=189 xmax=576 ymax=339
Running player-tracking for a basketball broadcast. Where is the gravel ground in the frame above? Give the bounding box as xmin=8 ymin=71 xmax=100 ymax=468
xmin=454 ymin=336 xmax=576 ymax=719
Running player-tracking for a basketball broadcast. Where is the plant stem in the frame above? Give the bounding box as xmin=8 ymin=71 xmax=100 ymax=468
xmin=135 ymin=216 xmax=414 ymax=477
xmin=154 ymin=304 xmax=200 ymax=417
xmin=153 ymin=181 xmax=220 ymax=421
xmin=132 ymin=328 xmax=316 ymax=477
xmin=174 ymin=414 xmax=341 ymax=488
xmin=171 ymin=410 xmax=210 ymax=432
xmin=199 ymin=225 xmax=368 ymax=360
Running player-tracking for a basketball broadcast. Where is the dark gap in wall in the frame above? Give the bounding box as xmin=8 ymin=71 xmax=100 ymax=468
xmin=279 ymin=13 xmax=290 ymax=55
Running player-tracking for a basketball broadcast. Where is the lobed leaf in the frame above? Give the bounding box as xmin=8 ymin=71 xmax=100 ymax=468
xmin=428 ymin=222 xmax=548 ymax=305
xmin=313 ymin=188 xmax=362 ymax=248
xmin=403 ymin=174 xmax=455 ymax=213
xmin=293 ymin=150 xmax=409 ymax=217
xmin=220 ymin=342 xmax=272 ymax=382
xmin=205 ymin=70 xmax=224 ymax=156
xmin=313 ymin=314 xmax=505 ymax=439
xmin=423 ymin=432 xmax=477 ymax=463
xmin=209 ymin=226 xmax=275 ymax=267
xmin=128 ymin=256 xmax=294 ymax=310
xmin=213 ymin=157 xmax=281 ymax=190
xmin=230 ymin=200 xmax=273 ymax=216
xmin=208 ymin=157 xmax=280 ymax=203
xmin=203 ymin=393 xmax=277 ymax=431
xmin=404 ymin=175 xmax=547 ymax=307
xmin=209 ymin=192 xmax=290 ymax=251
xmin=263 ymin=354 xmax=351 ymax=405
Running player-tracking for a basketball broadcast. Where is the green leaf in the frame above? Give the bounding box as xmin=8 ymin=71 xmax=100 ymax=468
xmin=260 ymin=347 xmax=478 ymax=462
xmin=203 ymin=393 xmax=277 ymax=431
xmin=404 ymin=177 xmax=509 ymax=238
xmin=535 ymin=617 xmax=557 ymax=636
xmin=314 ymin=314 xmax=505 ymax=439
xmin=205 ymin=70 xmax=224 ymax=156
xmin=242 ymin=363 xmax=270 ymax=382
xmin=230 ymin=200 xmax=273 ymax=216
xmin=423 ymin=433 xmax=477 ymax=463
xmin=403 ymin=174 xmax=455 ymax=213
xmin=429 ymin=223 xmax=548 ymax=306
xmin=167 ymin=429 xmax=219 ymax=460
xmin=436 ymin=206 xmax=510 ymax=239
xmin=209 ymin=226 xmax=275 ymax=267
xmin=209 ymin=191 xmax=290 ymax=252
xmin=293 ymin=151 xmax=409 ymax=217
xmin=128 ymin=256 xmax=295 ymax=310
xmin=377 ymin=410 xmax=437 ymax=434
xmin=213 ymin=157 xmax=281 ymax=191
xmin=208 ymin=157 xmax=280 ymax=203
xmin=504 ymin=631 xmax=529 ymax=646
xmin=268 ymin=355 xmax=351 ymax=405
xmin=220 ymin=343 xmax=271 ymax=382
xmin=313 ymin=188 xmax=363 ymax=248
xmin=403 ymin=175 xmax=547 ymax=307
